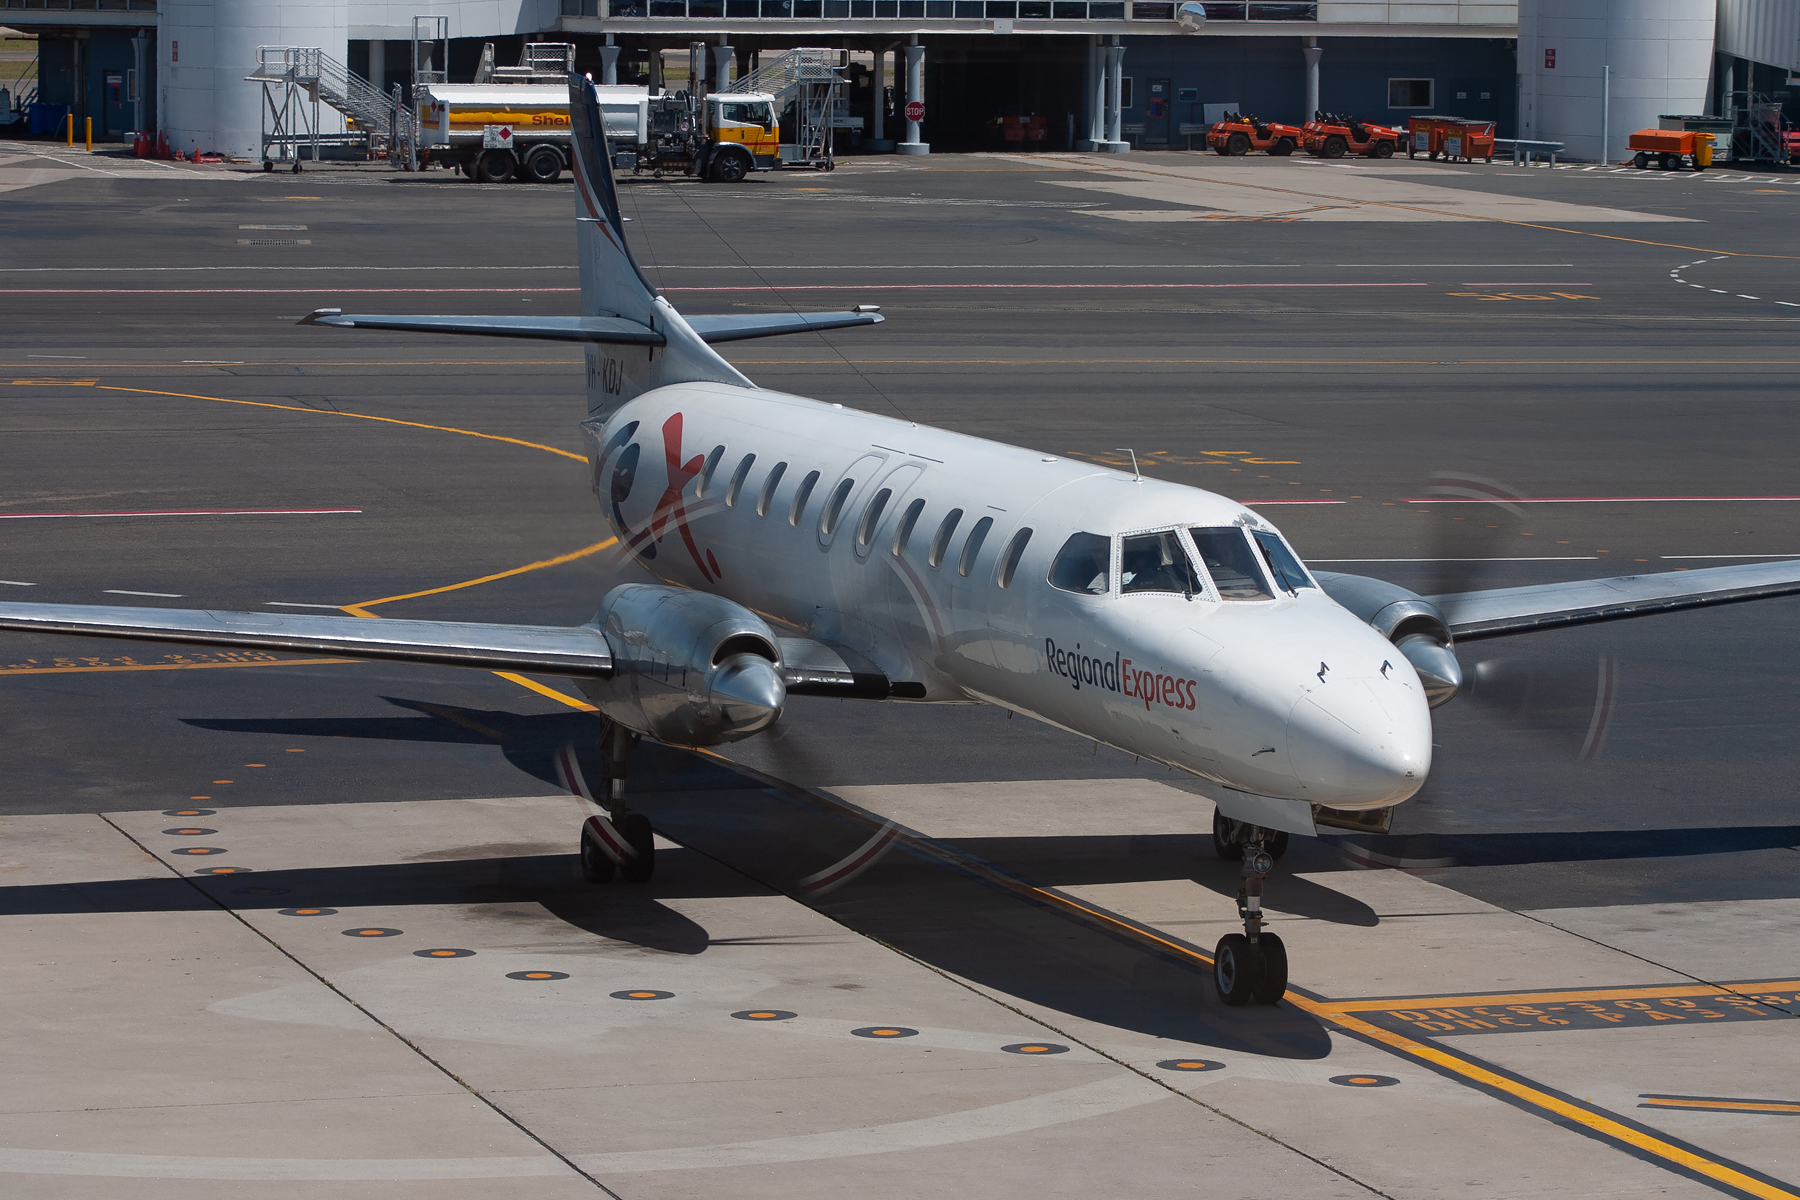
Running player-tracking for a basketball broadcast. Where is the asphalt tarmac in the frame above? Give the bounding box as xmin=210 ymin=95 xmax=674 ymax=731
xmin=1 ymin=141 xmax=1797 ymax=1198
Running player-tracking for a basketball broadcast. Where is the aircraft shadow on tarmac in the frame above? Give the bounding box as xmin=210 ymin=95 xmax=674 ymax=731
xmin=154 ymin=697 xmax=1800 ymax=1054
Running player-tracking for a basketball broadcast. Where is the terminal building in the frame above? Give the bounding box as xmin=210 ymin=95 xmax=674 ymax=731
xmin=5 ymin=0 xmax=1795 ymax=159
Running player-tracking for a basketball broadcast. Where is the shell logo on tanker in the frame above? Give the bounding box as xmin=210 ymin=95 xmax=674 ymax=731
xmin=1044 ymin=638 xmax=1198 ymax=711
xmin=446 ymin=111 xmax=571 ymax=127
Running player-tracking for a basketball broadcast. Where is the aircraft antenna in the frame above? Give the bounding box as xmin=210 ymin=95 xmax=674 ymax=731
xmin=1116 ymin=448 xmax=1141 ymax=482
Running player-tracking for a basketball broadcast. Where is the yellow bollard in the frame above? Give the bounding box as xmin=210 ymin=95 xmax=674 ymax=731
xmin=65 ymin=112 xmax=74 ymax=146
xmin=85 ymin=116 xmax=92 ymax=152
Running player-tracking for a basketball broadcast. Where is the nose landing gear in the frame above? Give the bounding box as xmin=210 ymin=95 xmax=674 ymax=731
xmin=1212 ymin=812 xmax=1289 ymax=1006
xmin=575 ymin=720 xmax=655 ymax=884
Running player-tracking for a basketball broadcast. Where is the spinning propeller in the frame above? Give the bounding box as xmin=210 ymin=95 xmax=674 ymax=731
xmin=1417 ymin=471 xmax=1619 ymax=763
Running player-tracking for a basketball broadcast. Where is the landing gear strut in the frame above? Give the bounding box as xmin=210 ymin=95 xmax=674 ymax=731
xmin=579 ymin=719 xmax=655 ymax=884
xmin=1212 ymin=812 xmax=1289 ymax=1006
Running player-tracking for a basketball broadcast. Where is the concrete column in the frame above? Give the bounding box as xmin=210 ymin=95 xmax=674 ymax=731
xmin=1102 ymin=38 xmax=1128 ymax=151
xmin=713 ymin=43 xmax=734 ymax=89
xmin=898 ymin=35 xmax=928 ymax=155
xmin=600 ymin=35 xmax=619 ymax=86
xmin=1302 ymin=36 xmax=1320 ymax=120
xmin=650 ymin=46 xmax=662 ymax=95
xmin=131 ymin=31 xmax=148 ymax=133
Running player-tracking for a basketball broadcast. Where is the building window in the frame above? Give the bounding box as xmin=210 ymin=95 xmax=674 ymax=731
xmin=1121 ymin=77 xmax=1133 ymax=108
xmin=1388 ymin=79 xmax=1433 ymax=108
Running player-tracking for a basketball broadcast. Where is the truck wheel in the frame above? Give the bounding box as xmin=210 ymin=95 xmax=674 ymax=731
xmin=1323 ymin=135 xmax=1346 ymax=158
xmin=523 ymin=147 xmax=563 ymax=183
xmin=476 ymin=149 xmax=515 ymax=183
xmin=1270 ymin=138 xmax=1295 ymax=156
xmin=1634 ymin=151 xmax=1648 ymax=169
xmin=1226 ymin=132 xmax=1250 ymax=156
xmin=1373 ymin=139 xmax=1394 ymax=158
xmin=711 ymin=149 xmax=750 ymax=183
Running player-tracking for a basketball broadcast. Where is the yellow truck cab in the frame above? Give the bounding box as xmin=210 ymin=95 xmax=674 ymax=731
xmin=707 ymin=94 xmax=779 ymax=180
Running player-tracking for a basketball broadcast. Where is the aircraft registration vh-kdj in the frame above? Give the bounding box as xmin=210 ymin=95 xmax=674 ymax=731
xmin=7 ymin=74 xmax=1800 ymax=1006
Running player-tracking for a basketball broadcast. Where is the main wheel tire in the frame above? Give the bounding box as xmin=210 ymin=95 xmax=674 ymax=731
xmin=1373 ymin=139 xmax=1394 ymax=158
xmin=476 ymin=149 xmax=515 ymax=183
xmin=616 ymin=813 xmax=656 ymax=883
xmin=1214 ymin=934 xmax=1256 ymax=1006
xmin=1212 ymin=809 xmax=1239 ymax=861
xmin=579 ymin=822 xmax=616 ymax=884
xmin=523 ymin=148 xmax=563 ymax=183
xmin=1659 ymin=152 xmax=1673 ymax=170
xmin=1252 ymin=934 xmax=1288 ymax=1004
xmin=1226 ymin=132 xmax=1251 ymax=157
xmin=1270 ymin=138 xmax=1295 ymax=156
xmin=1323 ymin=135 xmax=1347 ymax=159
xmin=1267 ymin=830 xmax=1290 ymax=860
xmin=712 ymin=150 xmax=750 ymax=183
xmin=1634 ymin=151 xmax=1648 ymax=169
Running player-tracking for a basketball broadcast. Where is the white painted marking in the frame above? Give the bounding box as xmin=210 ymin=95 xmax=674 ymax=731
xmin=180 ymin=360 xmax=247 ymax=365
xmin=0 ymin=580 xmax=37 ymax=587
xmin=26 ymin=354 xmax=86 ymax=359
xmin=1738 ymin=295 xmax=1759 ymax=299
xmin=1308 ymin=557 xmax=1598 ymax=563
xmin=1779 ymin=302 xmax=1800 ymax=307
xmin=263 ymin=602 xmax=347 ymax=608
xmin=0 ymin=1077 xmax=1161 ymax=1178
xmin=238 ymin=224 xmax=307 ymax=230
xmin=1661 ymin=554 xmax=1800 ymax=559
xmin=102 ymin=590 xmax=183 ymax=598
xmin=1710 ymin=289 xmax=1730 ymax=293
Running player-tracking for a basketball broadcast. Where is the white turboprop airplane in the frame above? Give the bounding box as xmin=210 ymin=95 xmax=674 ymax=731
xmin=7 ymin=75 xmax=1800 ymax=1005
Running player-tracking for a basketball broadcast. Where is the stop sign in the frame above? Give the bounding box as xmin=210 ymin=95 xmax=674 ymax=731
xmin=905 ymin=100 xmax=925 ymax=123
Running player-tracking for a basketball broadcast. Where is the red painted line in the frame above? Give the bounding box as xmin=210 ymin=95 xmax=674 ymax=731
xmin=660 ymin=282 xmax=1431 ymax=292
xmin=1400 ymin=496 xmax=1800 ymax=504
xmin=0 ymin=508 xmax=362 ymax=519
xmin=0 ymin=288 xmax=581 ymax=295
xmin=0 ymin=282 xmax=1429 ymax=296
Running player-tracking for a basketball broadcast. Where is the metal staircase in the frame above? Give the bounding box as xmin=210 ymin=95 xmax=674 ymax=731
xmin=246 ymin=45 xmax=411 ymax=169
xmin=726 ymin=48 xmax=849 ymax=167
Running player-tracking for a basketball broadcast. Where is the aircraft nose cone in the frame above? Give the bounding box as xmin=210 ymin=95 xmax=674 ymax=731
xmin=1287 ymin=679 xmax=1431 ymax=808
xmin=709 ymin=654 xmax=786 ymax=740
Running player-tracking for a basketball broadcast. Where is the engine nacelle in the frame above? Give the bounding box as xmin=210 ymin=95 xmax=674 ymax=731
xmin=1315 ymin=572 xmax=1462 ymax=708
xmin=577 ymin=584 xmax=785 ymax=745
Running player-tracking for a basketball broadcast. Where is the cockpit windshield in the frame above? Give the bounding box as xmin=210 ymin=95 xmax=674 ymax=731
xmin=1188 ymin=527 xmax=1274 ymax=601
xmin=1120 ymin=531 xmax=1203 ymax=596
xmin=1251 ymin=529 xmax=1316 ymax=593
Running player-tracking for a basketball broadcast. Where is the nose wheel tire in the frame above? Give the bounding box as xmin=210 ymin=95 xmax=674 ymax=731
xmin=579 ymin=821 xmax=617 ymax=884
xmin=1214 ymin=932 xmax=1288 ymax=1006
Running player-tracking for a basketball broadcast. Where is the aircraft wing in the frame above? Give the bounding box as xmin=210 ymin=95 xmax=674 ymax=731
xmin=779 ymin=636 xmax=925 ymax=699
xmin=0 ymin=602 xmax=614 ymax=677
xmin=683 ymin=311 xmax=884 ymax=344
xmin=1434 ymin=559 xmax=1800 ymax=642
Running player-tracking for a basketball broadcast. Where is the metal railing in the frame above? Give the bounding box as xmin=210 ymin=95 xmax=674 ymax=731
xmin=247 ymin=45 xmax=414 ymax=167
xmin=563 ymin=0 xmax=1311 ymax=16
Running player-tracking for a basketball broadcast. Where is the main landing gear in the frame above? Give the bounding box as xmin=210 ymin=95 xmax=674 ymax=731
xmin=579 ymin=720 xmax=656 ymax=885
xmin=1212 ymin=811 xmax=1289 ymax=1006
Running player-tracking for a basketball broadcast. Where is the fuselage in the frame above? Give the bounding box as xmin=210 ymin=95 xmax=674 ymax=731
xmin=584 ymin=381 xmax=1431 ymax=814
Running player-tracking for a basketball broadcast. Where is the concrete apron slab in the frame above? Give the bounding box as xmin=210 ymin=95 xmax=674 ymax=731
xmin=838 ymin=779 xmax=1800 ymax=1200
xmin=2 ymin=798 xmax=1360 ymax=1199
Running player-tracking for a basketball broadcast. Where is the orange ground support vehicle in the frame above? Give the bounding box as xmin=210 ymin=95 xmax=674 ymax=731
xmin=1628 ymin=128 xmax=1711 ymax=170
xmin=1302 ymin=111 xmax=1405 ymax=158
xmin=1406 ymin=116 xmax=1496 ymax=162
xmin=1205 ymin=112 xmax=1304 ymax=156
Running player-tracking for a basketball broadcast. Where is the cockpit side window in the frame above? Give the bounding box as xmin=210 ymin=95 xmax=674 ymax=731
xmin=1188 ymin=527 xmax=1275 ymax=601
xmin=1252 ymin=529 xmax=1316 ymax=593
xmin=1120 ymin=531 xmax=1203 ymax=597
xmin=1049 ymin=532 xmax=1112 ymax=596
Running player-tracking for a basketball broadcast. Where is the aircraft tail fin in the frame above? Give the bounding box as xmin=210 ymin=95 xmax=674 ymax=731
xmin=566 ymin=71 xmax=752 ymax=416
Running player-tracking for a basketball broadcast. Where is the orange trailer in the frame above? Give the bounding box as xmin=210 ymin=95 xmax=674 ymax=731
xmin=1628 ymin=128 xmax=1711 ymax=170
xmin=1406 ymin=116 xmax=1496 ymax=163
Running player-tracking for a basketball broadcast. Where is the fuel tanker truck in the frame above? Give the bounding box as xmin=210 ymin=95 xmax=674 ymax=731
xmin=415 ymin=80 xmax=780 ymax=183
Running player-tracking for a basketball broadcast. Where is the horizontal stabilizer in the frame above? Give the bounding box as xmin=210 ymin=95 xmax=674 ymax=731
xmin=300 ymin=309 xmax=664 ymax=346
xmin=1435 ymin=559 xmax=1800 ymax=642
xmin=0 ymin=602 xmax=614 ymax=678
xmin=685 ymin=310 xmax=885 ymax=344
